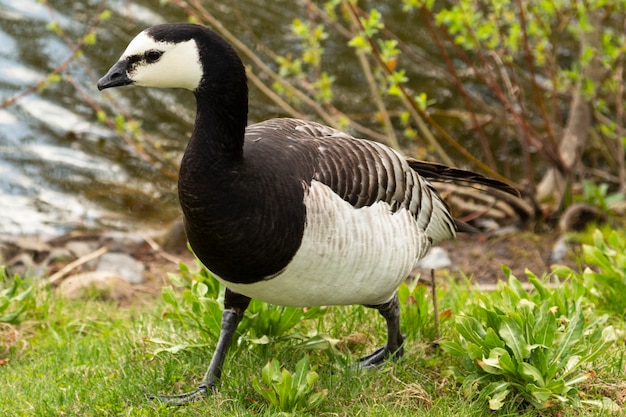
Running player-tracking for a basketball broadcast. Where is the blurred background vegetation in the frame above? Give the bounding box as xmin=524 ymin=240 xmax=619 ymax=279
xmin=1 ymin=0 xmax=625 ymax=235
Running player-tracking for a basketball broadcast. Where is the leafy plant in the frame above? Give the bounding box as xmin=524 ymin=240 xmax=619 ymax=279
xmin=398 ymin=278 xmax=454 ymax=342
xmin=555 ymin=229 xmax=626 ymax=317
xmin=442 ymin=270 xmax=618 ymax=412
xmin=251 ymin=355 xmax=328 ymax=412
xmin=576 ymin=181 xmax=625 ymax=213
xmin=161 ymin=262 xmax=223 ymax=341
xmin=158 ymin=263 xmax=331 ymax=355
xmin=0 ymin=267 xmax=35 ymax=324
xmin=239 ymin=300 xmax=328 ymax=350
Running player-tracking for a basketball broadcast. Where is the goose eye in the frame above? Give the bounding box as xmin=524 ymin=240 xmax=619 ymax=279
xmin=145 ymin=50 xmax=163 ymax=63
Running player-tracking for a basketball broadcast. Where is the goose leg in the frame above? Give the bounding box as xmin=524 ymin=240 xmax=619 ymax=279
xmin=359 ymin=293 xmax=404 ymax=368
xmin=148 ymin=289 xmax=251 ymax=405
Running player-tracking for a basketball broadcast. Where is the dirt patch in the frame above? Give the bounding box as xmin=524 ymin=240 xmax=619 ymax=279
xmin=437 ymin=230 xmax=575 ymax=285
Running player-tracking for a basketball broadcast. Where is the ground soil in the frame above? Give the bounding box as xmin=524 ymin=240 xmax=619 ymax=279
xmin=435 ymin=230 xmax=575 ymax=285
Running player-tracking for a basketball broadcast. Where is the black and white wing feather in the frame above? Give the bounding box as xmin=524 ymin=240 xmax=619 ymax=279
xmin=254 ymin=118 xmax=457 ymax=244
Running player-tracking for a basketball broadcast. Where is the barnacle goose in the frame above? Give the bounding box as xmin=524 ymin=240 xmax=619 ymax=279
xmin=97 ymin=23 xmax=518 ymax=404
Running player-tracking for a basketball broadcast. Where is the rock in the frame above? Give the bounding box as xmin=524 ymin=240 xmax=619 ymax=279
xmin=99 ymin=231 xmax=146 ymax=253
xmin=58 ymin=271 xmax=133 ymax=304
xmin=153 ymin=219 xmax=188 ymax=254
xmin=0 ymin=236 xmax=50 ymax=264
xmin=96 ymin=252 xmax=145 ymax=284
xmin=416 ymin=247 xmax=452 ymax=270
xmin=64 ymin=240 xmax=98 ymax=259
xmin=550 ymin=235 xmax=570 ymax=264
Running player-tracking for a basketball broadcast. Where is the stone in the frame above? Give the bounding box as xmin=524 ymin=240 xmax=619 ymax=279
xmin=99 ymin=231 xmax=146 ymax=253
xmin=96 ymin=252 xmax=145 ymax=284
xmin=58 ymin=271 xmax=133 ymax=304
xmin=416 ymin=247 xmax=452 ymax=270
xmin=64 ymin=240 xmax=98 ymax=259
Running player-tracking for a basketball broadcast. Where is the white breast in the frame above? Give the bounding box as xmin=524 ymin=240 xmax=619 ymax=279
xmin=216 ymin=180 xmax=431 ymax=307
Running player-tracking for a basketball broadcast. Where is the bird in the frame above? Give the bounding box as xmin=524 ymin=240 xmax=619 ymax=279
xmin=97 ymin=22 xmax=518 ymax=405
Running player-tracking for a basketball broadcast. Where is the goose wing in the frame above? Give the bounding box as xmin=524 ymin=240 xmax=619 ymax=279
xmin=249 ymin=118 xmax=457 ymax=244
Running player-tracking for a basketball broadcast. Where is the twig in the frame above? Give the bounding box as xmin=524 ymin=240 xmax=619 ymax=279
xmin=45 ymin=247 xmax=108 ymax=286
xmin=142 ymin=235 xmax=186 ymax=265
xmin=430 ymin=269 xmax=439 ymax=341
xmin=420 ymin=7 xmax=565 ymax=174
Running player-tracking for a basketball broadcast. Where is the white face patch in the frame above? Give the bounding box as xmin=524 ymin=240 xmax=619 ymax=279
xmin=120 ymin=31 xmax=203 ymax=91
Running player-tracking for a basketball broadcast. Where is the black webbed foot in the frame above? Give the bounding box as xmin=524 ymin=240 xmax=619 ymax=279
xmin=358 ymin=339 xmax=405 ymax=368
xmin=360 ymin=293 xmax=404 ymax=368
xmin=146 ymin=289 xmax=250 ymax=406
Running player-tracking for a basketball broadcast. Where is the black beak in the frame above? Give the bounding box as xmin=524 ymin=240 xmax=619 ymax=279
xmin=97 ymin=60 xmax=133 ymax=91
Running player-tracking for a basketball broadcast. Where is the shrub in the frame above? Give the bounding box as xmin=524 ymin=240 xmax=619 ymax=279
xmin=442 ymin=269 xmax=618 ymax=411
xmin=555 ymin=229 xmax=626 ymax=318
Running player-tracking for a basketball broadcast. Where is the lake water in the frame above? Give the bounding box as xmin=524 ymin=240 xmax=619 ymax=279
xmin=0 ymin=0 xmax=489 ymax=238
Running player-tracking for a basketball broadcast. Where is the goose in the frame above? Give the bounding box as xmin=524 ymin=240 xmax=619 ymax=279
xmin=97 ymin=22 xmax=517 ymax=404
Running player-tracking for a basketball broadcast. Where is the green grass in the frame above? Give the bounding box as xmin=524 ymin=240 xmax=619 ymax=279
xmin=1 ymin=252 xmax=625 ymax=416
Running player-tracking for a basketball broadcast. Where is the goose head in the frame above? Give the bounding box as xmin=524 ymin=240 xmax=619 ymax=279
xmin=97 ymin=23 xmax=244 ymax=93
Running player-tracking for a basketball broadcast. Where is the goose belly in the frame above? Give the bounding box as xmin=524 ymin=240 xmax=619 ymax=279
xmin=216 ymin=180 xmax=431 ymax=307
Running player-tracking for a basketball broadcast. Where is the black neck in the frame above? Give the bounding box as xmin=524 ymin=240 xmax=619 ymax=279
xmin=190 ymin=79 xmax=248 ymax=161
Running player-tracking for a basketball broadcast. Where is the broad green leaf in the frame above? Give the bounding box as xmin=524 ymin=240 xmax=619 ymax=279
xmin=526 ymin=384 xmax=552 ymax=406
xmin=488 ymin=388 xmax=510 ymax=410
xmin=278 ymin=368 xmax=294 ymax=409
xmin=456 ymin=315 xmax=487 ymax=347
xmin=440 ymin=340 xmax=467 ymax=357
xmin=0 ymin=305 xmax=25 ymax=324
xmin=548 ymin=301 xmax=584 ymax=377
xmin=293 ymin=356 xmax=310 ymax=390
xmin=507 ymin=273 xmax=529 ymax=299
xmin=496 ymin=348 xmax=518 ymax=376
xmin=499 ymin=316 xmax=529 ymax=362
xmin=261 ymin=359 xmax=278 ymax=385
xmin=194 ymin=281 xmax=208 ymax=297
xmin=483 ymin=327 xmax=505 ymax=350
xmin=533 ymin=302 xmax=557 ymax=348
xmin=518 ymin=362 xmax=545 ymax=387
xmin=306 ymin=370 xmax=319 ymax=387
xmin=161 ymin=286 xmax=177 ymax=307
xmin=12 ymin=284 xmax=33 ymax=302
xmin=580 ymin=397 xmax=621 ymax=412
xmin=478 ymin=358 xmax=503 ymax=375
xmin=297 ymin=334 xmax=339 ymax=351
xmin=480 ymin=381 xmax=511 ymax=410
xmin=1 ymin=278 xmax=18 ymax=298
xmin=467 ymin=342 xmax=485 ymax=361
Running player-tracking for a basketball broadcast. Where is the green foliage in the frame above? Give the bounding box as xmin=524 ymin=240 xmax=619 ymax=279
xmin=555 ymin=229 xmax=626 ymax=317
xmin=398 ymin=279 xmax=452 ymax=341
xmin=239 ymin=300 xmax=330 ymax=351
xmin=576 ymin=181 xmax=625 ymax=213
xmin=158 ymin=263 xmax=332 ymax=355
xmin=160 ymin=263 xmax=223 ymax=341
xmin=0 ymin=268 xmax=35 ymax=324
xmin=2 ymin=250 xmax=625 ymax=415
xmin=442 ymin=270 xmax=618 ymax=412
xmin=251 ymin=356 xmax=328 ymax=412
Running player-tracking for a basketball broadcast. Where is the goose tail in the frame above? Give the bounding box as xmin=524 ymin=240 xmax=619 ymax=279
xmin=407 ymin=159 xmax=520 ymax=197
